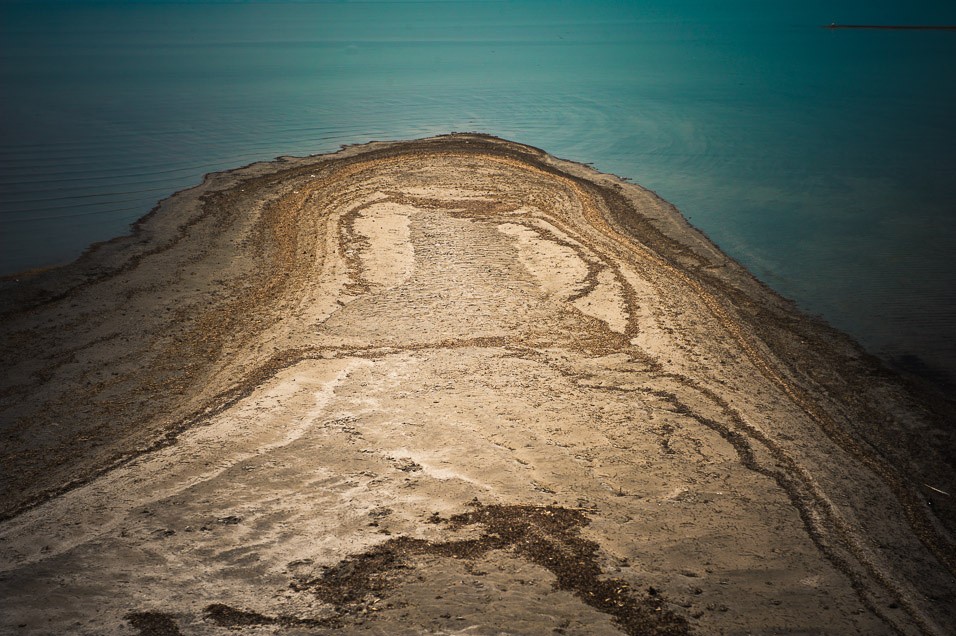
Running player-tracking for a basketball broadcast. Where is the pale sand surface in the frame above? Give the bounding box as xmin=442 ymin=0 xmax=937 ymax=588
xmin=0 ymin=134 xmax=954 ymax=635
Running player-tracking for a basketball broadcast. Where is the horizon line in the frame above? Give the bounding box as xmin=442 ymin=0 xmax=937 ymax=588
xmin=823 ymin=24 xmax=956 ymax=31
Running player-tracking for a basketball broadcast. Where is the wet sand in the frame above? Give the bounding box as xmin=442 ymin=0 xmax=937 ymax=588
xmin=0 ymin=134 xmax=954 ymax=635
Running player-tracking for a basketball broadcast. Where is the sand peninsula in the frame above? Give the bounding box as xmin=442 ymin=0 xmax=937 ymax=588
xmin=0 ymin=134 xmax=954 ymax=635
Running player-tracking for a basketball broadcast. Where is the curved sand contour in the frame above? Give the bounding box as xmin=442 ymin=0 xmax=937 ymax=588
xmin=0 ymin=134 xmax=954 ymax=635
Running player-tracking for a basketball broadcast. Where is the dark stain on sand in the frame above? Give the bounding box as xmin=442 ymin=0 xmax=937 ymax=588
xmin=134 ymin=502 xmax=690 ymax=636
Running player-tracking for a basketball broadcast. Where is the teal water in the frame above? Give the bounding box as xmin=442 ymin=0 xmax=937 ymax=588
xmin=2 ymin=1 xmax=955 ymax=391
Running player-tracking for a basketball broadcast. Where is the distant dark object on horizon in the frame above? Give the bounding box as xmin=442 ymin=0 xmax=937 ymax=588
xmin=824 ymin=23 xmax=956 ymax=31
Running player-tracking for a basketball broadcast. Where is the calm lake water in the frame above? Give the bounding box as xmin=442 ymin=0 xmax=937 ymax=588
xmin=2 ymin=1 xmax=955 ymax=392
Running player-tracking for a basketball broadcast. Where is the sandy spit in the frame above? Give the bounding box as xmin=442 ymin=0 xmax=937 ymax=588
xmin=0 ymin=134 xmax=953 ymax=635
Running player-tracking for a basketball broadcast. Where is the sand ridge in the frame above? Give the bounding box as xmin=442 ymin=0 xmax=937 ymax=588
xmin=0 ymin=134 xmax=954 ymax=635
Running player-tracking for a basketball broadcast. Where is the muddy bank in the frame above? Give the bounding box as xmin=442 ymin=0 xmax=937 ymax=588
xmin=1 ymin=134 xmax=953 ymax=635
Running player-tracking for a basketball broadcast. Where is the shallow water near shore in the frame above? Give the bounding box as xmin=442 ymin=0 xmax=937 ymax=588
xmin=2 ymin=0 xmax=955 ymax=390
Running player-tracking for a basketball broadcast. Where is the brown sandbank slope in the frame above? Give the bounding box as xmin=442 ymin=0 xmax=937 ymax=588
xmin=0 ymin=134 xmax=953 ymax=635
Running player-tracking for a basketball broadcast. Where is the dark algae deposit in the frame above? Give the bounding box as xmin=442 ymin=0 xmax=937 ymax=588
xmin=199 ymin=504 xmax=687 ymax=636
